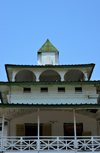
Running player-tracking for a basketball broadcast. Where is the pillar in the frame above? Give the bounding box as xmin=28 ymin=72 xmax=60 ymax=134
xmin=73 ymin=108 xmax=77 ymax=149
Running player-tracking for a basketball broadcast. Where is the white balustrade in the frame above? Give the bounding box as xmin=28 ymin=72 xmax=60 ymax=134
xmin=0 ymin=136 xmax=100 ymax=152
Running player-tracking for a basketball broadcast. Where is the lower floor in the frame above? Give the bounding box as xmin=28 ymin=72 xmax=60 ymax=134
xmin=1 ymin=135 xmax=100 ymax=153
xmin=8 ymin=109 xmax=99 ymax=136
xmin=0 ymin=108 xmax=100 ymax=153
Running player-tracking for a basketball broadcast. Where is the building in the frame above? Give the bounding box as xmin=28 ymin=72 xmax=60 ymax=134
xmin=0 ymin=39 xmax=100 ymax=153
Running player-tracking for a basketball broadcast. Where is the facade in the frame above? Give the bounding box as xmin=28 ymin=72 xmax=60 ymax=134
xmin=0 ymin=39 xmax=100 ymax=153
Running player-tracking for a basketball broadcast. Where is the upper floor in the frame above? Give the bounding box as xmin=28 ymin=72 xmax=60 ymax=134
xmin=0 ymin=82 xmax=99 ymax=104
xmin=5 ymin=64 xmax=95 ymax=82
xmin=5 ymin=39 xmax=95 ymax=82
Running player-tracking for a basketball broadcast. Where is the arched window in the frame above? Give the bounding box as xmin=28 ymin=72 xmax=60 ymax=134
xmin=39 ymin=70 xmax=61 ymax=81
xmin=64 ymin=70 xmax=85 ymax=81
xmin=15 ymin=70 xmax=36 ymax=82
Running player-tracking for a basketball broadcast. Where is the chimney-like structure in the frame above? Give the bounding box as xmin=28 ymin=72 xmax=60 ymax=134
xmin=37 ymin=39 xmax=59 ymax=65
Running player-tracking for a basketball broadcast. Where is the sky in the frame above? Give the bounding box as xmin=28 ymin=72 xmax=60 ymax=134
xmin=0 ymin=0 xmax=100 ymax=81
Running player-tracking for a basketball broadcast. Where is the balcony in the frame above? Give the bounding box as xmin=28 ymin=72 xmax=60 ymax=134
xmin=0 ymin=136 xmax=100 ymax=152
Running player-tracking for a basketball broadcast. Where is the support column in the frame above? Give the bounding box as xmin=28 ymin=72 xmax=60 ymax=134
xmin=73 ymin=109 xmax=77 ymax=149
xmin=60 ymin=72 xmax=66 ymax=82
xmin=12 ymin=71 xmax=17 ymax=82
xmin=36 ymin=75 xmax=40 ymax=82
xmin=83 ymin=72 xmax=88 ymax=81
xmin=35 ymin=72 xmax=41 ymax=82
xmin=1 ymin=108 xmax=5 ymax=151
xmin=37 ymin=108 xmax=40 ymax=151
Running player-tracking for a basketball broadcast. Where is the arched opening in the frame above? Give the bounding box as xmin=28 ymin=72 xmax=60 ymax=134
xmin=39 ymin=70 xmax=61 ymax=81
xmin=15 ymin=70 xmax=36 ymax=82
xmin=64 ymin=70 xmax=85 ymax=81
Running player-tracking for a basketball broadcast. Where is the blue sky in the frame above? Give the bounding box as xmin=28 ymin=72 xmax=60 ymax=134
xmin=0 ymin=0 xmax=100 ymax=81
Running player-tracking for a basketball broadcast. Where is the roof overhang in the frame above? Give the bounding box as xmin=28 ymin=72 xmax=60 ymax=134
xmin=0 ymin=103 xmax=100 ymax=109
xmin=5 ymin=63 xmax=95 ymax=69
xmin=0 ymin=80 xmax=100 ymax=86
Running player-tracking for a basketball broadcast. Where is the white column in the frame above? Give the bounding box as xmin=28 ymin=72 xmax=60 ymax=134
xmin=37 ymin=108 xmax=40 ymax=151
xmin=35 ymin=72 xmax=40 ymax=82
xmin=12 ymin=71 xmax=17 ymax=82
xmin=83 ymin=72 xmax=88 ymax=81
xmin=60 ymin=72 xmax=66 ymax=81
xmin=61 ymin=75 xmax=64 ymax=81
xmin=73 ymin=108 xmax=77 ymax=149
xmin=1 ymin=108 xmax=5 ymax=150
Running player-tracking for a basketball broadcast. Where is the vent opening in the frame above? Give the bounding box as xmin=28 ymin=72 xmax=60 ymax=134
xmin=41 ymin=88 xmax=48 ymax=92
xmin=75 ymin=87 xmax=82 ymax=92
xmin=58 ymin=87 xmax=65 ymax=92
xmin=23 ymin=88 xmax=31 ymax=93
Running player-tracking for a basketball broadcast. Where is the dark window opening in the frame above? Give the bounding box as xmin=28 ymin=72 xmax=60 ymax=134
xmin=86 ymin=109 xmax=98 ymax=113
xmin=64 ymin=123 xmax=83 ymax=136
xmin=97 ymin=90 xmax=100 ymax=94
xmin=23 ymin=88 xmax=31 ymax=93
xmin=41 ymin=88 xmax=48 ymax=92
xmin=25 ymin=124 xmax=42 ymax=137
xmin=75 ymin=87 xmax=82 ymax=92
xmin=0 ymin=127 xmax=2 ymax=131
xmin=58 ymin=87 xmax=65 ymax=92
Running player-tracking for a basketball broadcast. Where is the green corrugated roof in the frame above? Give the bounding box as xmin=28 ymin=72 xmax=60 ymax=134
xmin=0 ymin=103 xmax=100 ymax=108
xmin=5 ymin=63 xmax=95 ymax=68
xmin=0 ymin=81 xmax=100 ymax=86
xmin=38 ymin=39 xmax=59 ymax=53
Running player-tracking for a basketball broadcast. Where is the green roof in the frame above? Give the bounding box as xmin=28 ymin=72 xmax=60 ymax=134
xmin=38 ymin=39 xmax=59 ymax=53
xmin=0 ymin=103 xmax=100 ymax=109
xmin=5 ymin=63 xmax=95 ymax=68
xmin=0 ymin=81 xmax=100 ymax=86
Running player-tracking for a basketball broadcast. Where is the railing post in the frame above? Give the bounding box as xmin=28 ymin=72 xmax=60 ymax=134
xmin=57 ymin=136 xmax=59 ymax=151
xmin=20 ymin=137 xmax=23 ymax=151
xmin=91 ymin=136 xmax=94 ymax=153
xmin=37 ymin=139 xmax=40 ymax=152
xmin=1 ymin=137 xmax=3 ymax=151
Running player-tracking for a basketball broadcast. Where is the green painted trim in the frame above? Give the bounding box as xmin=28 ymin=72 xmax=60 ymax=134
xmin=0 ymin=104 xmax=100 ymax=109
xmin=0 ymin=81 xmax=100 ymax=86
xmin=5 ymin=64 xmax=95 ymax=69
xmin=38 ymin=39 xmax=59 ymax=53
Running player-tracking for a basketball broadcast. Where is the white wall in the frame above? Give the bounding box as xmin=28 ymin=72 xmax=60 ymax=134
xmin=7 ymin=85 xmax=98 ymax=104
xmin=9 ymin=110 xmax=97 ymax=136
xmin=38 ymin=52 xmax=59 ymax=65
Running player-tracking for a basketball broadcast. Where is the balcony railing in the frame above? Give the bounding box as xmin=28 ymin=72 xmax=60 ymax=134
xmin=0 ymin=136 xmax=100 ymax=152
